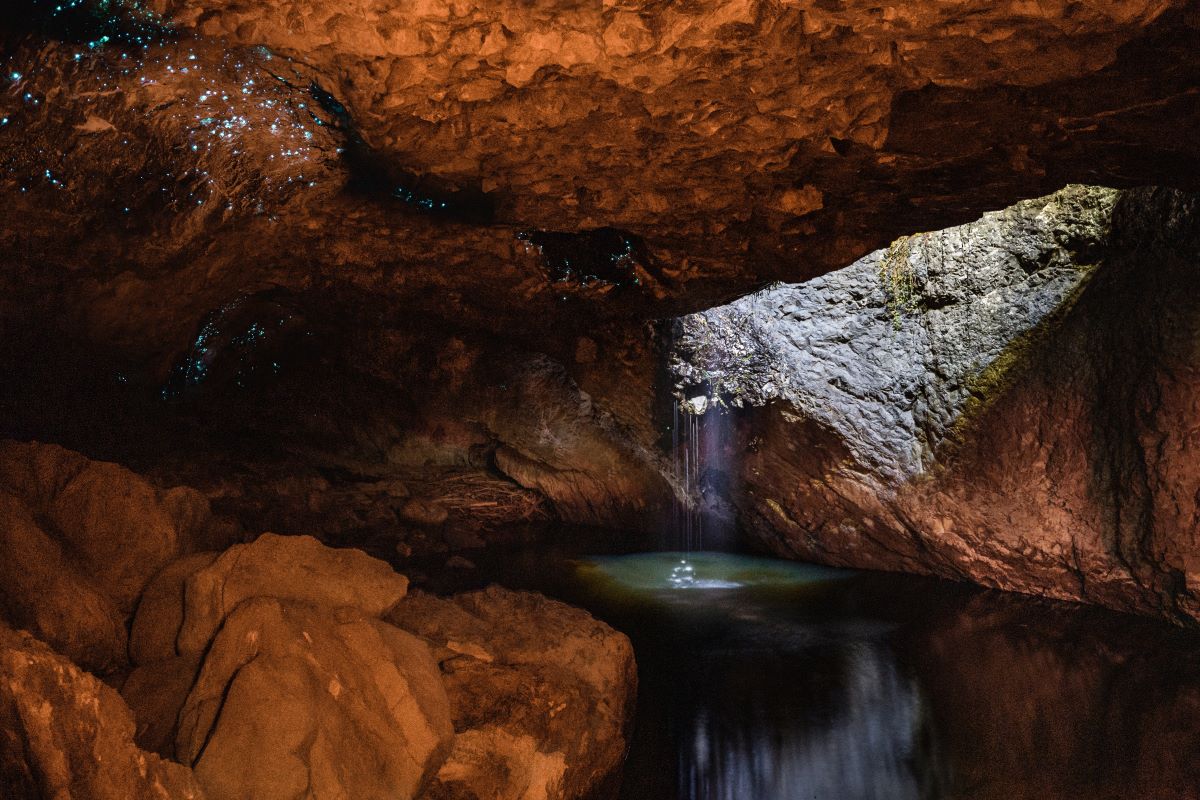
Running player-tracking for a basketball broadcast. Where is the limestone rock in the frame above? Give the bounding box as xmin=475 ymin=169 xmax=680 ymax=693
xmin=0 ymin=441 xmax=216 ymax=614
xmin=388 ymin=586 xmax=637 ymax=800
xmin=0 ymin=623 xmax=205 ymax=800
xmin=175 ymin=598 xmax=453 ymax=800
xmin=176 ymin=533 xmax=409 ymax=656
xmin=3 ymin=2 xmax=1198 ymax=389
xmin=672 ymin=186 xmax=1200 ymax=622
xmin=130 ymin=553 xmax=221 ymax=666
xmin=0 ymin=441 xmax=216 ymax=672
xmin=0 ymin=492 xmax=129 ymax=674
xmin=486 ymin=356 xmax=672 ymax=530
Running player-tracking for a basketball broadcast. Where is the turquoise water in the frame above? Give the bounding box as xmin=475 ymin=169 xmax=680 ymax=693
xmin=574 ymin=551 xmax=852 ymax=594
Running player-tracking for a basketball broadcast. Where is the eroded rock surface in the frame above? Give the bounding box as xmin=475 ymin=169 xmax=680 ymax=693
xmin=2 ymin=0 xmax=1199 ymax=377
xmin=112 ymin=530 xmax=636 ymax=800
xmin=175 ymin=532 xmax=409 ymax=655
xmin=0 ymin=440 xmax=222 ymax=672
xmin=673 ymin=186 xmax=1200 ymax=622
xmin=389 ymin=586 xmax=637 ymax=800
xmin=0 ymin=623 xmax=206 ymax=800
xmin=176 ymin=598 xmax=453 ymax=800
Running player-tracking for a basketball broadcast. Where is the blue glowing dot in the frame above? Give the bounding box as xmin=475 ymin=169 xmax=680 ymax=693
xmin=10 ymin=72 xmax=21 ymax=81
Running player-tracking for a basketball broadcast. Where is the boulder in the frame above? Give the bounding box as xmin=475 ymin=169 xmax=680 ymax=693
xmin=176 ymin=533 xmax=409 ymax=656
xmin=130 ymin=552 xmax=220 ymax=666
xmin=0 ymin=492 xmax=129 ymax=674
xmin=0 ymin=440 xmax=217 ymax=614
xmin=0 ymin=623 xmax=205 ymax=800
xmin=175 ymin=598 xmax=453 ymax=800
xmin=121 ymin=655 xmax=203 ymax=759
xmin=0 ymin=440 xmax=220 ymax=671
xmin=388 ymin=586 xmax=637 ymax=800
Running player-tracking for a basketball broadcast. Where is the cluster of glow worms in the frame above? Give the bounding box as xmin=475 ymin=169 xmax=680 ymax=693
xmin=2 ymin=1 xmax=467 ymax=219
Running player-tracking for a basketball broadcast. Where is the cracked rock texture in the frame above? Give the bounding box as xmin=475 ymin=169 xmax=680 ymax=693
xmin=673 ymin=186 xmax=1200 ymax=622
xmin=3 ymin=1 xmax=1200 ymax=576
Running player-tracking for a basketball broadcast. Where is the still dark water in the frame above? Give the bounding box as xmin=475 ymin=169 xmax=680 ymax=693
xmin=411 ymin=540 xmax=1200 ymax=800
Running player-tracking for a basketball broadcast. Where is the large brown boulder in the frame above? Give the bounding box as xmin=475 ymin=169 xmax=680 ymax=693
xmin=175 ymin=533 xmax=410 ymax=656
xmin=175 ymin=597 xmax=453 ymax=800
xmin=388 ymin=586 xmax=637 ymax=800
xmin=122 ymin=534 xmax=458 ymax=799
xmin=0 ymin=623 xmax=205 ymax=800
xmin=0 ymin=441 xmax=215 ymax=613
xmin=0 ymin=441 xmax=218 ymax=672
xmin=0 ymin=492 xmax=129 ymax=674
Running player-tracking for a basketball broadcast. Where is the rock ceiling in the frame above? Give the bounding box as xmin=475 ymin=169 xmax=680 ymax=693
xmin=2 ymin=0 xmax=1199 ymax=365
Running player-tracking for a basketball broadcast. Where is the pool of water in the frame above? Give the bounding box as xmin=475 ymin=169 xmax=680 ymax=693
xmin=409 ymin=542 xmax=1200 ymax=800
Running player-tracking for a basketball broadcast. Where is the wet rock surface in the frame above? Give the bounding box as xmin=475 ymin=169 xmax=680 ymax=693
xmin=673 ymin=185 xmax=1200 ymax=622
xmin=898 ymin=590 xmax=1200 ymax=799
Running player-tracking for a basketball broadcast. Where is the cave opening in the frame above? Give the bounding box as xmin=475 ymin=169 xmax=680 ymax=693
xmin=4 ymin=2 xmax=1200 ymax=800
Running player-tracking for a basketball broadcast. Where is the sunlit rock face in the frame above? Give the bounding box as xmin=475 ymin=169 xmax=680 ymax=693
xmin=673 ymin=186 xmax=1200 ymax=622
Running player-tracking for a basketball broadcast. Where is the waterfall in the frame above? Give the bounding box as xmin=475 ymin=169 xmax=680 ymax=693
xmin=670 ymin=401 xmax=703 ymax=587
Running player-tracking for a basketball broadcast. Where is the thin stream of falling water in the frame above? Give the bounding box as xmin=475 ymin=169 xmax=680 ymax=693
xmin=670 ymin=406 xmax=702 ymax=587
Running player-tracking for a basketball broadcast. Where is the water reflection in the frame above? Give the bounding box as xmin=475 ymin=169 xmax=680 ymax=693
xmin=564 ymin=552 xmax=1200 ymax=800
xmin=409 ymin=545 xmax=1200 ymax=800
xmin=680 ymin=641 xmax=923 ymax=800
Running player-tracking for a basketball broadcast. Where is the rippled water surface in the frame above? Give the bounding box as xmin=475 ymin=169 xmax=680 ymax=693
xmin=415 ymin=543 xmax=1200 ymax=800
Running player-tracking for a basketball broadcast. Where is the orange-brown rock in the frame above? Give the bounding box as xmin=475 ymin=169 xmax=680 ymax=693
xmin=175 ymin=533 xmax=409 ymax=656
xmin=0 ymin=623 xmax=206 ymax=800
xmin=1 ymin=1 xmax=1198 ymax=375
xmin=0 ymin=441 xmax=218 ymax=672
xmin=130 ymin=552 xmax=221 ymax=666
xmin=388 ymin=586 xmax=637 ymax=800
xmin=175 ymin=597 xmax=453 ymax=800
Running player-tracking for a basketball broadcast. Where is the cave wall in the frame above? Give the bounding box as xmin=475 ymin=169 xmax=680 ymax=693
xmin=674 ymin=186 xmax=1200 ymax=622
xmin=3 ymin=2 xmax=1200 ymax=611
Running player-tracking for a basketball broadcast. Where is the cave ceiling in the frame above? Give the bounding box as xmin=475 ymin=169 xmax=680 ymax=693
xmin=1 ymin=0 xmax=1199 ymax=368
